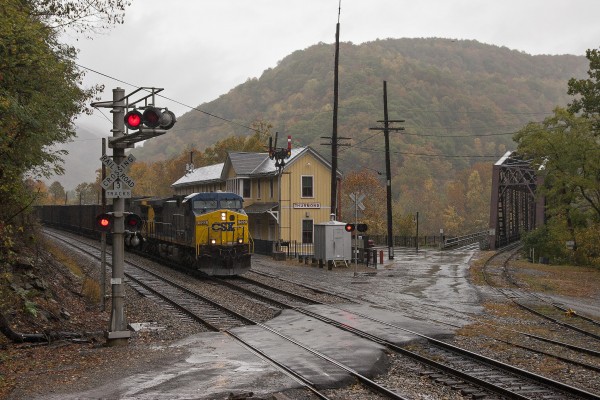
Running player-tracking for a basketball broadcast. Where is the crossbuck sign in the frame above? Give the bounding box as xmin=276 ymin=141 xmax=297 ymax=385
xmin=100 ymin=154 xmax=136 ymax=198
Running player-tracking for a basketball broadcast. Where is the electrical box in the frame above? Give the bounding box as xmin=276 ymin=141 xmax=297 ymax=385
xmin=314 ymin=219 xmax=351 ymax=262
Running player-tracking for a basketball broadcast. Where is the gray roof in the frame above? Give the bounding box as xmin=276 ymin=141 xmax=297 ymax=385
xmin=224 ymin=147 xmax=307 ymax=178
xmin=171 ymin=162 xmax=224 ymax=188
xmin=172 ymin=146 xmax=337 ymax=188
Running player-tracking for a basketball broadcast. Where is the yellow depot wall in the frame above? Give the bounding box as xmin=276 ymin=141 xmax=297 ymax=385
xmin=277 ymin=151 xmax=333 ymax=243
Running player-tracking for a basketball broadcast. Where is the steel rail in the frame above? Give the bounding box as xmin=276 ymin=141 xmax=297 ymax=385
xmin=302 ymin=306 xmax=600 ymax=400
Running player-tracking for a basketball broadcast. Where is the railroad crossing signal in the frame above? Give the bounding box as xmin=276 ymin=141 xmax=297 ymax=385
xmin=349 ymin=193 xmax=366 ymax=211
xmin=96 ymin=213 xmax=113 ymax=232
xmin=357 ymin=223 xmax=368 ymax=232
xmin=345 ymin=223 xmax=355 ymax=232
xmin=100 ymin=153 xmax=136 ymax=198
xmin=124 ymin=107 xmax=176 ymax=130
xmin=124 ymin=213 xmax=142 ymax=231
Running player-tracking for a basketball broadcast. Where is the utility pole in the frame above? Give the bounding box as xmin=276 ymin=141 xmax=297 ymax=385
xmin=330 ymin=3 xmax=341 ymax=218
xmin=92 ymin=86 xmax=176 ymax=346
xmin=323 ymin=4 xmax=351 ymax=219
xmin=107 ymin=87 xmax=129 ymax=345
xmin=415 ymin=211 xmax=419 ymax=254
xmin=370 ymin=81 xmax=404 ymax=260
xmin=101 ymin=138 xmax=107 ymax=312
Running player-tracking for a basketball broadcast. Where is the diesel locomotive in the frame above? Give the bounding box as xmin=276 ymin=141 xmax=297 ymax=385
xmin=36 ymin=191 xmax=253 ymax=276
xmin=132 ymin=191 xmax=252 ymax=276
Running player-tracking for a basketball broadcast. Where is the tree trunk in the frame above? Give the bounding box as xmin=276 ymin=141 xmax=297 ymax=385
xmin=0 ymin=312 xmax=47 ymax=343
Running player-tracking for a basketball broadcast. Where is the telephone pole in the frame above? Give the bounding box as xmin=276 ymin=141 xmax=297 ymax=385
xmin=370 ymin=81 xmax=404 ymax=260
xmin=330 ymin=3 xmax=341 ymax=218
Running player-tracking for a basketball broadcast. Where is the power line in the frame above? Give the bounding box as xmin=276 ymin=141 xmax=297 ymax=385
xmin=77 ymin=63 xmax=261 ymax=134
xmin=355 ymin=146 xmax=503 ymax=159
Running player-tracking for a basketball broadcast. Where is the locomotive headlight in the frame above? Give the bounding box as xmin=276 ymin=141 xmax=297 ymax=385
xmin=238 ymin=238 xmax=243 ymax=244
xmin=221 ymin=212 xmax=226 ymax=221
xmin=211 ymin=239 xmax=216 ymax=244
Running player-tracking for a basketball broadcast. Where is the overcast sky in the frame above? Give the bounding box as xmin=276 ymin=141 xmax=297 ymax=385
xmin=69 ymin=0 xmax=599 ymax=136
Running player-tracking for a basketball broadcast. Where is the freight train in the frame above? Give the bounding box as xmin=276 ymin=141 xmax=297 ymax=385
xmin=36 ymin=191 xmax=252 ymax=276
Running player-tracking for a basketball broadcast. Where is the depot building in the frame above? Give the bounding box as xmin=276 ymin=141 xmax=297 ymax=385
xmin=171 ymin=146 xmax=341 ymax=247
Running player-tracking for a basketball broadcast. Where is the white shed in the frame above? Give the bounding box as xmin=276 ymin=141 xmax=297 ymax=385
xmin=313 ymin=219 xmax=351 ymax=262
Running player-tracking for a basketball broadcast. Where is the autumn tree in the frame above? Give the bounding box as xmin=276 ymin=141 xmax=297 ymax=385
xmin=463 ymin=170 xmax=489 ymax=232
xmin=74 ymin=182 xmax=99 ymax=205
xmin=128 ymin=125 xmax=273 ymax=196
xmin=340 ymin=170 xmax=386 ymax=234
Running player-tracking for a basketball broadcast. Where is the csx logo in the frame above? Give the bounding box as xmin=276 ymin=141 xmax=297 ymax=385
xmin=212 ymin=222 xmax=235 ymax=231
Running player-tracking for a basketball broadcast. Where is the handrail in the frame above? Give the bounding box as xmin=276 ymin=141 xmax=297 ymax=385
xmin=442 ymin=230 xmax=488 ymax=250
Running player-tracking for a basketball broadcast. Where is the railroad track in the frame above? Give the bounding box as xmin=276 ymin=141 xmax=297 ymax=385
xmin=250 ymin=252 xmax=600 ymax=397
xmin=44 ymin=229 xmax=253 ymax=331
xmin=44 ymin=229 xmax=599 ymax=398
xmin=298 ymin=305 xmax=600 ymax=399
xmin=215 ymin=275 xmax=325 ymax=308
xmin=482 ymin=244 xmax=600 ymax=346
xmin=43 ymin=229 xmax=413 ymax=399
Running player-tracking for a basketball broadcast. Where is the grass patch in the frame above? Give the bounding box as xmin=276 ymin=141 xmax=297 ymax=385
xmin=43 ymin=240 xmax=84 ymax=278
xmin=512 ymin=260 xmax=600 ymax=298
xmin=81 ymin=278 xmax=101 ymax=303
xmin=469 ymin=250 xmax=496 ymax=286
xmin=44 ymin=239 xmax=102 ymax=304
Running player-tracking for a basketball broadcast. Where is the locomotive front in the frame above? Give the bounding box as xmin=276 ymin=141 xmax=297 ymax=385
xmin=191 ymin=192 xmax=251 ymax=275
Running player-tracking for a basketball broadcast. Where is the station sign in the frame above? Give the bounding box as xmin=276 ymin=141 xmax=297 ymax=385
xmin=293 ymin=203 xmax=321 ymax=209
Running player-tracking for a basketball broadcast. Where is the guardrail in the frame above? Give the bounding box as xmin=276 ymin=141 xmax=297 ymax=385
xmin=442 ymin=230 xmax=489 ymax=250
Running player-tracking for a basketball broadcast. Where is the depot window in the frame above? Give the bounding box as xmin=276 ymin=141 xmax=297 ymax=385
xmin=242 ymin=178 xmax=251 ymax=198
xmin=301 ymin=176 xmax=313 ymax=198
xmin=302 ymin=219 xmax=313 ymax=244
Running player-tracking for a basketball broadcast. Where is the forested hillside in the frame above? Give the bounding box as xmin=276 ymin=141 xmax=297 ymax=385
xmin=132 ymin=38 xmax=588 ymax=234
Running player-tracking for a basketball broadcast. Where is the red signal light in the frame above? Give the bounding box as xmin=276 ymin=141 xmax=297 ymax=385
xmin=344 ymin=223 xmax=355 ymax=232
xmin=96 ymin=213 xmax=113 ymax=232
xmin=124 ymin=110 xmax=143 ymax=129
xmin=124 ymin=107 xmax=177 ymax=131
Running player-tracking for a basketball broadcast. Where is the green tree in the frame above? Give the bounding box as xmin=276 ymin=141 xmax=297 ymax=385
xmin=0 ymin=0 xmax=129 ymax=262
xmin=74 ymin=182 xmax=98 ymax=205
xmin=568 ymin=48 xmax=600 ymax=133
xmin=513 ymin=108 xmax=600 ymax=253
xmin=48 ymin=181 xmax=66 ymax=204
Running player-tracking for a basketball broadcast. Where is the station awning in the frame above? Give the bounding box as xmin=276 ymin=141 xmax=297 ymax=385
xmin=245 ymin=202 xmax=279 ymax=214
